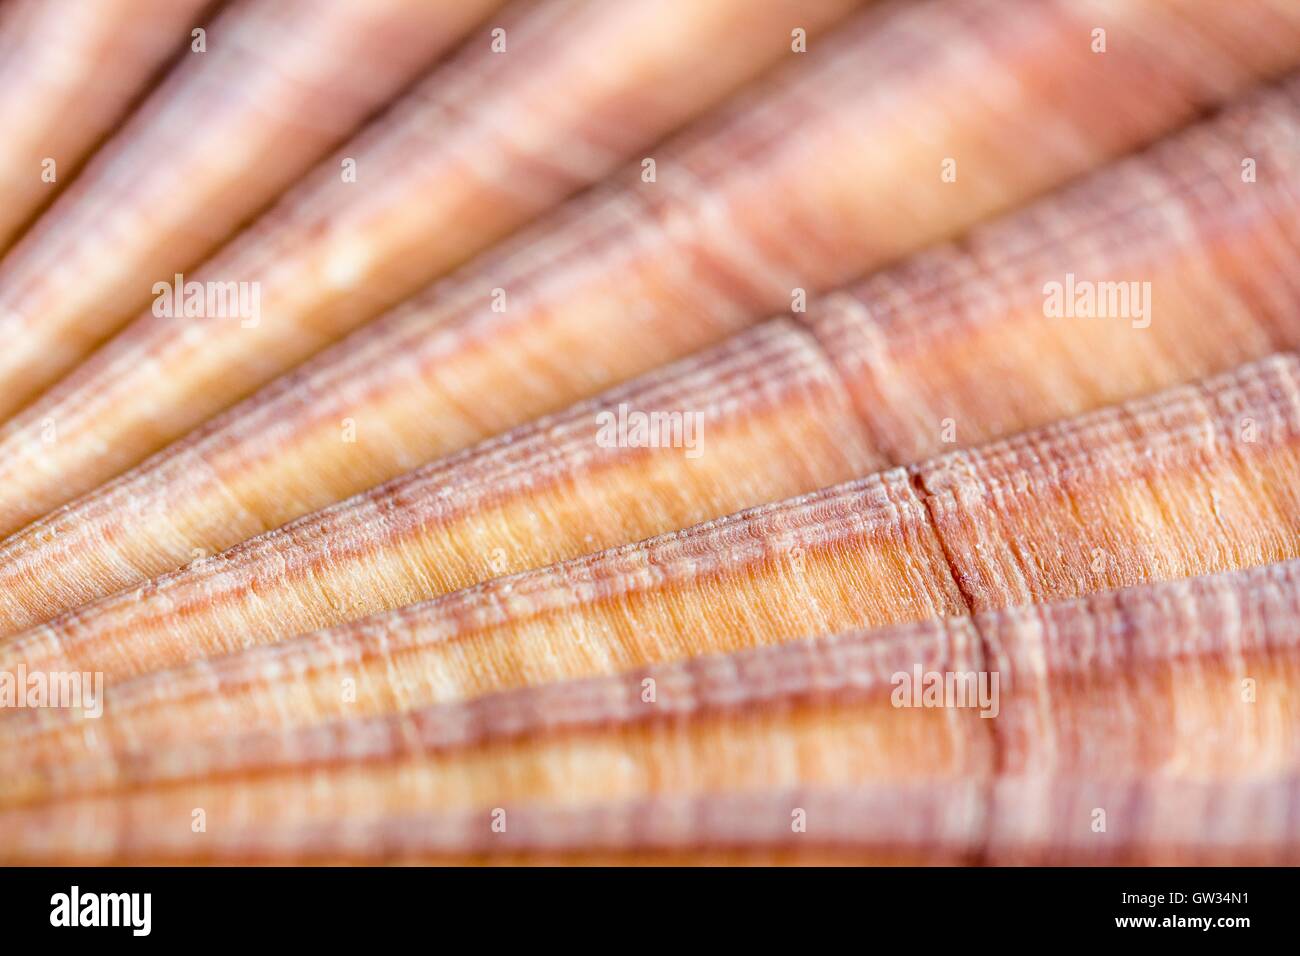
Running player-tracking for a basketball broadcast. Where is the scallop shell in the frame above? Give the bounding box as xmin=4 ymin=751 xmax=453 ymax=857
xmin=3 ymin=0 xmax=1300 ymax=866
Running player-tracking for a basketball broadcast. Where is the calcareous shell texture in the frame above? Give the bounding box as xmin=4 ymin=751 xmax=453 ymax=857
xmin=1 ymin=0 xmax=1299 ymax=866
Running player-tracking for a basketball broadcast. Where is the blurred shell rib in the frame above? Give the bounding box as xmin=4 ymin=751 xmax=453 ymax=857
xmin=0 ymin=0 xmax=502 ymax=420
xmin=0 ymin=0 xmax=216 ymax=253
xmin=0 ymin=0 xmax=861 ymax=532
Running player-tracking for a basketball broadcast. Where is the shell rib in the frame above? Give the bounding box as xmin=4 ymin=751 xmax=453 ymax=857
xmin=810 ymin=74 xmax=1300 ymax=464
xmin=10 ymin=779 xmax=1300 ymax=865
xmin=0 ymin=320 xmax=881 ymax=642
xmin=3 ymin=558 xmax=1300 ymax=861
xmin=0 ymin=0 xmax=858 ymax=534
xmin=3 ymin=74 xmax=1299 ymax=652
xmin=0 ymin=0 xmax=216 ymax=253
xmin=4 ymin=353 xmax=1299 ymax=782
xmin=1 ymin=0 xmax=1295 ymax=554
xmin=0 ymin=0 xmax=501 ymax=421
